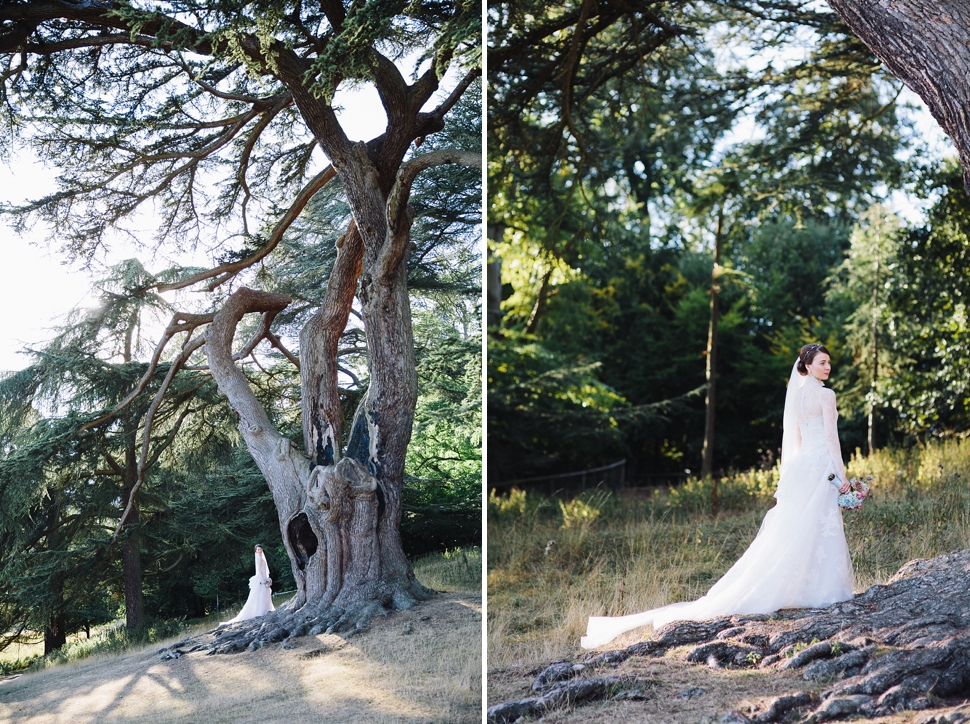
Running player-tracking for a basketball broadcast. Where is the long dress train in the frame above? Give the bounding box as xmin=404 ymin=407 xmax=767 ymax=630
xmin=222 ymin=548 xmax=275 ymax=625
xmin=581 ymin=366 xmax=854 ymax=649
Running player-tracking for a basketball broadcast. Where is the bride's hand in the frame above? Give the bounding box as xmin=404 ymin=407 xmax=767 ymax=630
xmin=839 ymin=481 xmax=850 ymax=494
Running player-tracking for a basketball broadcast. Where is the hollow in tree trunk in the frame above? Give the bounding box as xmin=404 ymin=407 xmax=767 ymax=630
xmin=187 ymin=150 xmax=479 ymax=653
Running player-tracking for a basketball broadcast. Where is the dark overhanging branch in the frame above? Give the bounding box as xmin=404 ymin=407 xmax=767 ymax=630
xmin=23 ymin=34 xmax=166 ymax=54
xmin=319 ymin=0 xmax=346 ymax=31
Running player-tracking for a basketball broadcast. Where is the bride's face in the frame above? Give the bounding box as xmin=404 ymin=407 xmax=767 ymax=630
xmin=807 ymin=352 xmax=831 ymax=381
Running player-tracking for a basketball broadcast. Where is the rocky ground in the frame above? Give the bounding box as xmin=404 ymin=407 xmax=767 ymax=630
xmin=488 ymin=550 xmax=970 ymax=723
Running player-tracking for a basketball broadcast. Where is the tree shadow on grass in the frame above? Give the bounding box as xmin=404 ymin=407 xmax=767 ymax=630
xmin=0 ymin=592 xmax=481 ymax=724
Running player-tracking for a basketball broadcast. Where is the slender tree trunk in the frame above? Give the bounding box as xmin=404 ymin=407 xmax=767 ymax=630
xmin=121 ymin=440 xmax=144 ymax=632
xmin=44 ymin=493 xmax=67 ymax=654
xmin=826 ymin=1 xmax=970 ymax=191
xmin=868 ymin=253 xmax=879 ymax=455
xmin=487 ymin=224 xmax=505 ymax=328
xmin=525 ymin=269 xmax=553 ymax=335
xmin=702 ymin=207 xmax=724 ymax=510
xmin=44 ymin=609 xmax=66 ymax=655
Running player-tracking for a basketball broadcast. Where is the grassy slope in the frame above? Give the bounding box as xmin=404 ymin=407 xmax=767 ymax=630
xmin=487 ymin=441 xmax=970 ymax=716
xmin=0 ymin=550 xmax=482 ymax=724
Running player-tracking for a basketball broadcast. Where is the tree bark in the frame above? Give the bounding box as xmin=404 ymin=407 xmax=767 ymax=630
xmin=120 ymin=482 xmax=144 ymax=632
xmin=825 ymin=1 xmax=970 ymax=191
xmin=868 ymin=252 xmax=879 ymax=455
xmin=197 ymin=286 xmax=430 ymax=652
xmin=300 ymin=220 xmax=364 ymax=466
xmin=43 ymin=609 xmax=66 ymax=655
xmin=43 ymin=492 xmax=67 ymax=654
xmin=120 ymin=420 xmax=144 ymax=632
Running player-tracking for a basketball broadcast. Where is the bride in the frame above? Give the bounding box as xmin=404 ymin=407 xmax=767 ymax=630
xmin=221 ymin=544 xmax=275 ymax=625
xmin=581 ymin=343 xmax=855 ymax=649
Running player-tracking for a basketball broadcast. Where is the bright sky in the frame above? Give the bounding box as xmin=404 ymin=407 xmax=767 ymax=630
xmin=0 ymin=82 xmax=395 ymax=373
xmin=0 ymin=32 xmax=955 ymax=374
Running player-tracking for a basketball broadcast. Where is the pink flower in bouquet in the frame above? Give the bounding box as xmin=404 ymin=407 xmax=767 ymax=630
xmin=838 ymin=475 xmax=872 ymax=510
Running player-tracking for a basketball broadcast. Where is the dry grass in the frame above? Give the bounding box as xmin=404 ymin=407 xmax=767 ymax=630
xmin=0 ymin=549 xmax=483 ymax=724
xmin=0 ymin=593 xmax=481 ymax=724
xmin=487 ymin=440 xmax=970 ymax=676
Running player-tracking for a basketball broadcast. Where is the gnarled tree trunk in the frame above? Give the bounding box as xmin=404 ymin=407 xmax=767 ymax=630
xmin=825 ymin=1 xmax=970 ymax=190
xmin=197 ymin=287 xmax=424 ymax=651
xmin=194 ymin=149 xmax=479 ymax=653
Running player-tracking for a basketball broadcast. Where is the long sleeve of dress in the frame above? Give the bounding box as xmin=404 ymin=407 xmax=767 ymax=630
xmin=821 ymin=388 xmax=846 ymax=481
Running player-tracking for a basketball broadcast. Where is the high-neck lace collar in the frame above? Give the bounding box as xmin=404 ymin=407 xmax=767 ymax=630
xmin=806 ymin=374 xmax=825 ymax=386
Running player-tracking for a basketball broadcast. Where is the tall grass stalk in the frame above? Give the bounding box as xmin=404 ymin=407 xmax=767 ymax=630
xmin=414 ymin=547 xmax=482 ymax=593
xmin=487 ymin=440 xmax=970 ymax=669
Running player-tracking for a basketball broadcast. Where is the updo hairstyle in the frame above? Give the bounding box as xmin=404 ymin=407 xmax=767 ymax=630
xmin=797 ymin=343 xmax=830 ymax=376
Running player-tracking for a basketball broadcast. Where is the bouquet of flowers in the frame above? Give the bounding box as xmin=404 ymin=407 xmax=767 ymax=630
xmin=828 ymin=474 xmax=872 ymax=510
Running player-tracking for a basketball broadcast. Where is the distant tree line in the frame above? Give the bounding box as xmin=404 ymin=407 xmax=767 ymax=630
xmin=487 ymin=0 xmax=967 ymax=485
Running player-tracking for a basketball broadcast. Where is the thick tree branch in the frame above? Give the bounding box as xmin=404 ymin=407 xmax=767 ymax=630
xmin=301 ymin=220 xmax=364 ymax=465
xmin=379 ymin=149 xmax=481 ymax=281
xmin=826 ymin=0 xmax=970 ymax=190
xmin=205 ymin=288 xmax=291 ymax=456
xmin=319 ymin=0 xmax=346 ymax=30
xmin=369 ymin=50 xmax=411 ymax=124
xmin=0 ymin=1 xmax=217 ymax=56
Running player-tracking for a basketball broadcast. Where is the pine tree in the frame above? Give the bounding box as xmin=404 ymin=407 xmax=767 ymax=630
xmin=0 ymin=1 xmax=481 ymax=649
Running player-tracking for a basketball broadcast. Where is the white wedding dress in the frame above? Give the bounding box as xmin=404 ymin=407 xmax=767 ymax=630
xmin=581 ymin=363 xmax=855 ymax=649
xmin=222 ymin=548 xmax=275 ymax=625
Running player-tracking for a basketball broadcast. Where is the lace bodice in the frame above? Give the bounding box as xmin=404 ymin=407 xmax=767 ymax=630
xmin=797 ymin=376 xmax=845 ymax=481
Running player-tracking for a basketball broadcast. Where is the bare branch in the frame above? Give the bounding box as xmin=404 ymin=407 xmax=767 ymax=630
xmin=110 ymin=334 xmax=206 ymax=547
xmin=266 ymin=330 xmax=301 ymax=370
xmin=79 ymin=313 xmax=213 ymax=432
xmin=379 ymin=148 xmax=481 ymax=280
xmin=143 ymin=552 xmax=185 ymax=577
xmin=156 ymin=164 xmax=337 ymax=292
xmin=430 ymin=68 xmax=482 ymax=120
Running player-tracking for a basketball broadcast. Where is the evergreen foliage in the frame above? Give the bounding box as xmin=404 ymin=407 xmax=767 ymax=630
xmin=487 ymin=0 xmax=954 ymax=482
xmin=0 ymin=0 xmax=482 ymax=652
